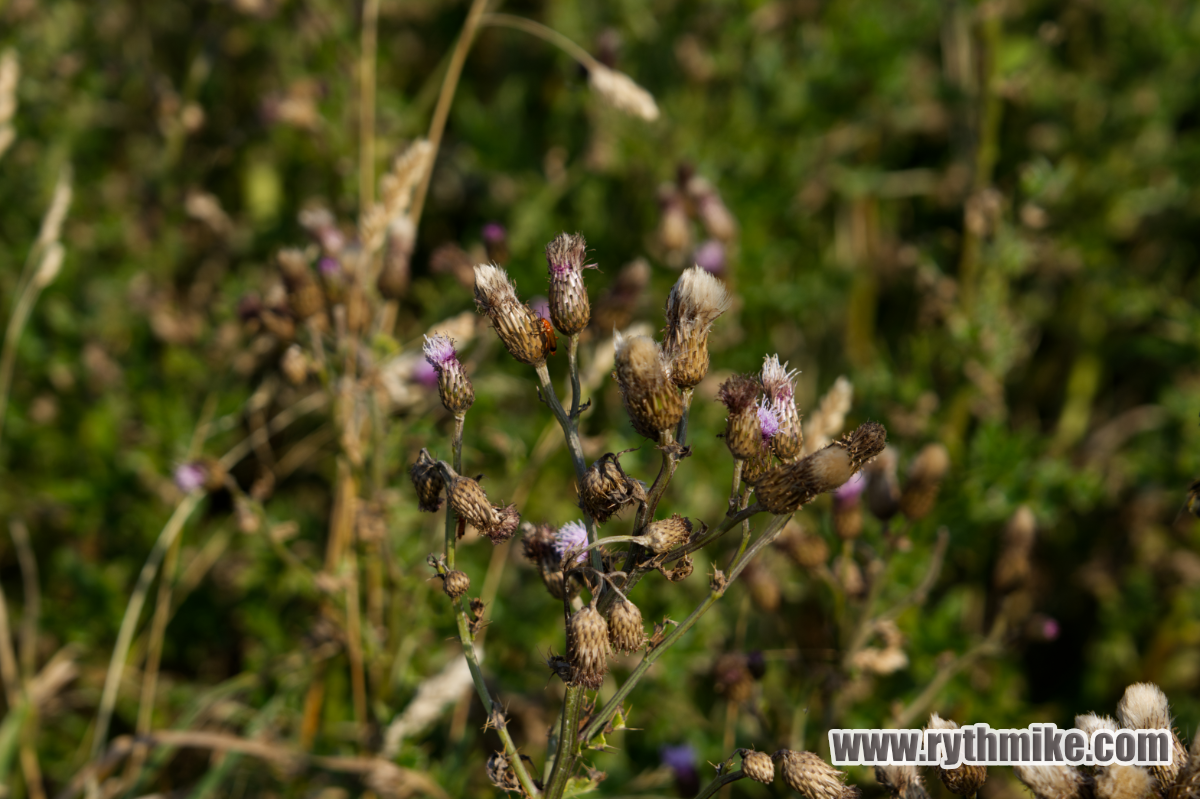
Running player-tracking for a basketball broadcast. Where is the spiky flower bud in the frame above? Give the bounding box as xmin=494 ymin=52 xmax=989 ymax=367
xmin=927 ymin=714 xmax=987 ymax=796
xmin=741 ymin=448 xmax=773 ymax=484
xmin=485 ymin=752 xmax=522 ymax=794
xmin=278 ymin=248 xmax=325 ymax=321
xmin=580 ymin=452 xmax=646 ymax=523
xmin=607 ymin=596 xmax=646 ymax=653
xmin=489 ymin=504 xmax=521 ymax=544
xmin=875 ymin=764 xmax=929 ymax=799
xmin=762 ymin=355 xmax=803 ymax=461
xmin=409 ymin=450 xmax=445 ymax=513
xmin=567 ymin=602 xmax=609 ymax=688
xmin=1013 ymin=765 xmax=1085 ymax=799
xmin=898 ymin=443 xmax=950 ymax=521
xmin=423 ymin=333 xmax=474 ymax=416
xmin=444 ymin=467 xmax=521 ymax=543
xmin=641 ymin=514 xmax=692 ymax=553
xmin=1117 ymin=682 xmax=1187 ymax=789
xmin=863 ymin=446 xmax=901 ymax=521
xmin=994 ymin=505 xmax=1036 ymax=592
xmin=740 ymin=750 xmax=775 ymax=785
xmin=473 ymin=263 xmax=547 ymax=365
xmin=775 ymin=751 xmax=859 ymax=799
xmin=663 ymin=266 xmax=732 ymax=388
xmin=546 ymin=232 xmax=593 ymax=335
xmin=718 ymin=374 xmax=764 ymax=460
xmin=754 ymin=423 xmax=888 ymax=515
xmin=614 ymin=332 xmax=682 ymax=441
xmin=442 ymin=569 xmax=470 ymax=599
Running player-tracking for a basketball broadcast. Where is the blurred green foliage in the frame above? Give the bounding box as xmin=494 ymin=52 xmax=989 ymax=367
xmin=3 ymin=0 xmax=1200 ymax=796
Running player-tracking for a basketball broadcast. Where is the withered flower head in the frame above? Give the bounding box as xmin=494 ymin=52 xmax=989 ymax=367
xmin=1116 ymin=681 xmax=1186 ymax=789
xmin=754 ymin=422 xmax=888 ymax=515
xmin=445 ymin=467 xmax=521 ymax=544
xmin=927 ymin=714 xmax=988 ymax=797
xmin=762 ymin=354 xmax=803 ymax=460
xmin=522 ymin=522 xmax=579 ymax=601
xmin=580 ymin=452 xmax=646 ymax=523
xmin=488 ymin=504 xmax=521 ymax=544
xmin=441 ymin=569 xmax=470 ymax=600
xmin=717 ymin=374 xmax=764 ymax=461
xmin=875 ymin=764 xmax=927 ymax=799
xmin=614 ymin=331 xmax=683 ymax=441
xmin=640 ymin=514 xmax=692 ymax=553
xmin=607 ymin=596 xmax=646 ymax=653
xmin=546 ymin=232 xmax=593 ymax=335
xmin=485 ymin=752 xmax=522 ymax=794
xmin=423 ymin=333 xmax=474 ymax=416
xmin=775 ymin=750 xmax=860 ymax=799
xmin=898 ymin=443 xmax=950 ymax=521
xmin=1012 ymin=765 xmax=1085 ymax=799
xmin=863 ymin=446 xmax=901 ymax=521
xmin=740 ymin=750 xmax=775 ymax=785
xmin=663 ymin=266 xmax=732 ymax=388
xmin=473 ymin=263 xmax=547 ymax=365
xmin=567 ymin=601 xmax=610 ymax=688
xmin=554 ymin=520 xmax=590 ymax=565
xmin=277 ymin=248 xmax=325 ymax=322
xmin=409 ymin=448 xmax=445 ymax=512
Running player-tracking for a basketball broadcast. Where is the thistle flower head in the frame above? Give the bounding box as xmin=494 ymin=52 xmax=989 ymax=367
xmin=473 ymin=263 xmax=547 ymax=365
xmin=546 ymin=232 xmax=593 ymax=334
xmin=740 ymin=750 xmax=775 ymax=785
xmin=717 ymin=373 xmax=759 ymax=413
xmin=422 ymin=333 xmax=458 ymax=369
xmin=757 ymin=400 xmax=780 ymax=440
xmin=567 ymin=601 xmax=609 ymax=688
xmin=640 ymin=514 xmax=693 ymax=553
xmin=1117 ymin=682 xmax=1172 ymax=730
xmin=441 ymin=569 xmax=470 ymax=600
xmin=1074 ymin=713 xmax=1118 ymax=736
xmin=613 ymin=331 xmax=683 ymax=440
xmin=761 ymin=354 xmax=798 ymax=403
xmin=1013 ymin=764 xmax=1085 ymax=799
xmin=754 ymin=422 xmax=888 ymax=515
xmin=607 ymin=596 xmax=646 ymax=653
xmin=718 ymin=374 xmax=765 ymax=460
xmin=554 ymin=520 xmax=590 ymax=565
xmin=663 ymin=266 xmax=732 ymax=388
xmin=580 ymin=452 xmax=646 ymax=523
xmin=762 ymin=355 xmax=803 ymax=459
xmin=875 ymin=764 xmax=926 ymax=799
xmin=409 ymin=449 xmax=445 ymax=512
xmin=775 ymin=750 xmax=859 ymax=799
xmin=423 ymin=333 xmax=474 ymax=415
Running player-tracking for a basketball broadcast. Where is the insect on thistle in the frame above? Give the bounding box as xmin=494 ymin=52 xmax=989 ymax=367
xmin=538 ymin=317 xmax=558 ymax=356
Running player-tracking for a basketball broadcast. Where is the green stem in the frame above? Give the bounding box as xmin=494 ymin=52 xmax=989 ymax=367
xmin=676 ymin=388 xmax=694 ymax=448
xmin=545 ymin=684 xmax=585 ymax=799
xmin=445 ymin=415 xmax=464 ymax=570
xmin=694 ymin=769 xmax=745 ymax=799
xmin=479 ymin=13 xmax=603 ymax=72
xmin=567 ymin=334 xmax=582 ymax=420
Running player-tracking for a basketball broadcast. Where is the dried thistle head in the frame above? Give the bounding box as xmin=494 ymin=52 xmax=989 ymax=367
xmin=447 ymin=472 xmax=500 ymax=532
xmin=277 ymin=248 xmax=325 ymax=322
xmin=567 ymin=601 xmax=610 ymax=689
xmin=762 ymin=355 xmax=803 ymax=460
xmin=898 ymin=443 xmax=950 ymax=521
xmin=1075 ymin=713 xmax=1118 ymax=736
xmin=473 ymin=263 xmax=547 ymax=365
xmin=926 ymin=714 xmax=987 ymax=797
xmin=488 ymin=504 xmax=521 ymax=544
xmin=423 ymin=333 xmax=474 ymax=416
xmin=874 ymin=764 xmax=927 ymax=799
xmin=485 ymin=752 xmax=522 ymax=795
xmin=663 ymin=266 xmax=733 ymax=388
xmin=441 ymin=569 xmax=470 ymax=600
xmin=1116 ymin=681 xmax=1186 ymax=789
xmin=1096 ymin=764 xmax=1154 ymax=799
xmin=546 ymin=232 xmax=593 ymax=335
xmin=994 ymin=505 xmax=1036 ymax=592
xmin=754 ymin=422 xmax=888 ymax=515
xmin=522 ymin=522 xmax=579 ymax=601
xmin=863 ymin=446 xmax=901 ymax=521
xmin=718 ymin=373 xmax=764 ymax=461
xmin=739 ymin=750 xmax=775 ymax=785
xmin=614 ymin=331 xmax=682 ymax=441
xmin=607 ymin=596 xmax=646 ymax=653
xmin=1013 ymin=764 xmax=1086 ymax=799
xmin=640 ymin=514 xmax=693 ymax=553
xmin=1172 ymin=737 xmax=1200 ymax=799
xmin=580 ymin=452 xmax=646 ymax=523
xmin=775 ymin=750 xmax=859 ymax=799
xmin=409 ymin=450 xmax=445 ymax=513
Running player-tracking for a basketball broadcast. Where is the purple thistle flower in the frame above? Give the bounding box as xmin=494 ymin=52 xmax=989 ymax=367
xmin=174 ymin=463 xmax=207 ymax=493
xmin=422 ymin=334 xmax=458 ymax=370
xmin=660 ymin=742 xmax=698 ymax=783
xmin=692 ymin=239 xmax=726 ymax=275
xmin=412 ymin=359 xmax=439 ymax=388
xmin=481 ymin=222 xmax=507 ymax=244
xmin=529 ymin=295 xmax=551 ymax=321
xmin=757 ymin=400 xmax=780 ymax=441
xmin=554 ymin=520 xmax=589 ymax=564
xmin=318 ymin=256 xmax=341 ymax=277
xmin=834 ymin=471 xmax=866 ymax=509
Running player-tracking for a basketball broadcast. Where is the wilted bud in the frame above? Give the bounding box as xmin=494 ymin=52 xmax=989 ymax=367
xmin=663 ymin=266 xmax=732 ymax=388
xmin=994 ymin=505 xmax=1036 ymax=592
xmin=1013 ymin=765 xmax=1085 ymax=799
xmin=445 ymin=468 xmax=521 ymax=543
xmin=409 ymin=448 xmax=445 ymax=512
xmin=281 ymin=344 xmax=309 ymax=385
xmin=740 ymin=750 xmax=775 ymax=785
xmin=488 ymin=504 xmax=521 ymax=544
xmin=761 ymin=355 xmax=803 ymax=461
xmin=441 ymin=569 xmax=470 ymax=599
xmin=567 ymin=602 xmax=610 ymax=689
xmin=714 ymin=653 xmax=754 ymax=702
xmin=717 ymin=374 xmax=764 ymax=460
xmin=485 ymin=752 xmax=522 ymax=794
xmin=863 ymin=447 xmax=901 ymax=521
xmin=614 ymin=332 xmax=682 ymax=441
xmin=580 ymin=452 xmax=646 ymax=523
xmin=378 ymin=216 xmax=414 ymax=299
xmin=473 ymin=263 xmax=547 ymax=365
xmin=546 ymin=232 xmax=593 ymax=335
xmin=927 ymin=714 xmax=987 ymax=796
xmin=607 ymin=596 xmax=646 ymax=653
xmin=875 ymin=764 xmax=928 ymax=799
xmin=754 ymin=423 xmax=888 ymax=515
xmin=1117 ymin=682 xmax=1187 ymax=789
xmin=898 ymin=443 xmax=950 ymax=521
xmin=775 ymin=750 xmax=860 ymax=799
xmin=522 ymin=523 xmax=580 ymax=601
xmin=278 ymin=248 xmax=325 ymax=322
xmin=640 ymin=514 xmax=692 ymax=553
xmin=423 ymin=333 xmax=474 ymax=416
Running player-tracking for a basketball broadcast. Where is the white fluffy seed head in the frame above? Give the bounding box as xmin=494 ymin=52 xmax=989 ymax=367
xmin=473 ymin=262 xmax=520 ymax=312
xmin=1013 ymin=764 xmax=1085 ymax=799
xmin=1117 ymin=682 xmax=1171 ymax=730
xmin=1095 ymin=764 xmax=1154 ymax=799
xmin=666 ymin=265 xmax=732 ymax=329
xmin=1076 ymin=713 xmax=1119 ymax=736
xmin=927 ymin=713 xmax=958 ymax=731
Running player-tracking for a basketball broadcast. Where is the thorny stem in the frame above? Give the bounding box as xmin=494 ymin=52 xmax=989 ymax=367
xmin=581 ymin=513 xmax=791 ymax=744
xmin=545 ymin=684 xmax=585 ymax=799
xmin=694 ymin=769 xmax=745 ymax=799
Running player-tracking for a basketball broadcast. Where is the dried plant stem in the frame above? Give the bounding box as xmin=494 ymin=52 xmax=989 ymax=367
xmin=479 ymin=13 xmax=601 ymax=71
xmin=567 ymin=334 xmax=582 ymax=418
xmin=409 ymin=0 xmax=490 ymax=233
xmin=581 ymin=513 xmax=791 ymax=744
xmin=358 ymin=0 xmax=380 ymax=212
xmin=445 ymin=415 xmax=465 ymax=568
xmin=694 ymin=769 xmax=745 ymax=799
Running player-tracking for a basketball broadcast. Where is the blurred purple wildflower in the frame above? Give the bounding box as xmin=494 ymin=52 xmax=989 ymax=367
xmin=412 ymin=359 xmax=438 ymax=388
xmin=834 ymin=471 xmax=866 ymax=508
xmin=693 ymin=239 xmax=726 ymax=274
xmin=482 ymin=222 xmax=507 ymax=244
xmin=529 ymin=295 xmax=551 ymax=321
xmin=174 ymin=463 xmax=207 ymax=493
xmin=318 ymin=256 xmax=341 ymax=277
xmin=422 ymin=333 xmax=458 ymax=369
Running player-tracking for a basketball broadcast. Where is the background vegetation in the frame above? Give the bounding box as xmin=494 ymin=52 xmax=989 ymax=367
xmin=2 ymin=0 xmax=1200 ymax=796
